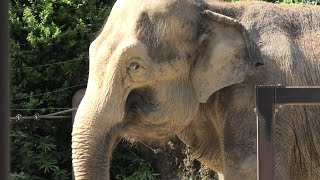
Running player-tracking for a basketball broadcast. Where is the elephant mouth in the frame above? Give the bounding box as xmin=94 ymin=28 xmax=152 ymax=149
xmin=122 ymin=89 xmax=176 ymax=141
xmin=124 ymin=88 xmax=156 ymax=120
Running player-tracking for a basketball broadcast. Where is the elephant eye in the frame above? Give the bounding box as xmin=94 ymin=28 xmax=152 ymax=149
xmin=124 ymin=57 xmax=150 ymax=82
xmin=125 ymin=58 xmax=145 ymax=72
xmin=128 ymin=62 xmax=140 ymax=70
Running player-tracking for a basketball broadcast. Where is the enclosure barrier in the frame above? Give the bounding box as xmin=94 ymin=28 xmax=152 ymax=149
xmin=9 ymin=108 xmax=77 ymax=122
xmin=0 ymin=0 xmax=9 ymax=179
xmin=256 ymin=85 xmax=320 ymax=180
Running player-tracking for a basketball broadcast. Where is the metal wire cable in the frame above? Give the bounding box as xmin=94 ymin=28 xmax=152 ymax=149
xmin=11 ymin=57 xmax=88 ymax=71
xmin=10 ymin=108 xmax=78 ymax=121
xmin=42 ymin=108 xmax=77 ymax=117
xmin=11 ymin=3 xmax=104 ymax=12
xmin=12 ymin=84 xmax=87 ymax=101
xmin=10 ymin=115 xmax=72 ymax=121
xmin=11 ymin=108 xmax=71 ymax=111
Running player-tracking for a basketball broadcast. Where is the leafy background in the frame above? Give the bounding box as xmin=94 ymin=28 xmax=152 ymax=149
xmin=9 ymin=0 xmax=319 ymax=180
xmin=10 ymin=0 xmax=112 ymax=179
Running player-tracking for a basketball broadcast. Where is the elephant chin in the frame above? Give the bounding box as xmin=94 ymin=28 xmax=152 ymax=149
xmin=121 ymin=127 xmax=176 ymax=144
xmin=123 ymin=92 xmax=185 ymax=142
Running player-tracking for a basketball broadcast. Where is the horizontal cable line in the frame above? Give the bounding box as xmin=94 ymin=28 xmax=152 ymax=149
xmin=11 ymin=4 xmax=107 ymax=12
xmin=11 ymin=26 xmax=98 ymax=46
xmin=11 ymin=108 xmax=71 ymax=111
xmin=10 ymin=116 xmax=72 ymax=121
xmin=42 ymin=108 xmax=77 ymax=117
xmin=11 ymin=57 xmax=88 ymax=71
xmin=12 ymin=84 xmax=87 ymax=100
xmin=10 ymin=108 xmax=78 ymax=121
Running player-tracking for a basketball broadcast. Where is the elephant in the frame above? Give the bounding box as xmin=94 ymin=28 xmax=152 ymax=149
xmin=72 ymin=88 xmax=86 ymax=121
xmin=72 ymin=0 xmax=320 ymax=179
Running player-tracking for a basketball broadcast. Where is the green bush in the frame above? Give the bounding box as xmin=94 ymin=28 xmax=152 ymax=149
xmin=10 ymin=0 xmax=112 ymax=109
xmin=10 ymin=126 xmax=71 ymax=180
xmin=111 ymin=142 xmax=160 ymax=180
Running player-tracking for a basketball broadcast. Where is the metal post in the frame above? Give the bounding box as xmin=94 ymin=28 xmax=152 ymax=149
xmin=256 ymin=86 xmax=275 ymax=180
xmin=0 ymin=0 xmax=10 ymax=179
xmin=256 ymin=86 xmax=320 ymax=180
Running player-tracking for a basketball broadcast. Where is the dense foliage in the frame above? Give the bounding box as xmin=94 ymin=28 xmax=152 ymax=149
xmin=10 ymin=0 xmax=109 ymax=109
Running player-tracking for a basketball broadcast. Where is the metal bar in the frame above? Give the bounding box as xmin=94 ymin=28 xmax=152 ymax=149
xmin=275 ymin=87 xmax=320 ymax=105
xmin=256 ymin=85 xmax=320 ymax=180
xmin=256 ymin=86 xmax=275 ymax=180
xmin=0 ymin=0 xmax=10 ymax=179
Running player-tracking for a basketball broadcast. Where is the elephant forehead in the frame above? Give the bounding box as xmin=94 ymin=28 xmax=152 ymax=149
xmin=113 ymin=0 xmax=197 ymax=13
xmin=133 ymin=1 xmax=202 ymax=58
xmin=109 ymin=0 xmax=196 ymax=24
xmin=135 ymin=12 xmax=198 ymax=45
xmin=93 ymin=0 xmax=202 ymax=62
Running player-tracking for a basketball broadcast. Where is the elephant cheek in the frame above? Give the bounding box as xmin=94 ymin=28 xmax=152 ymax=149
xmin=175 ymin=90 xmax=200 ymax=129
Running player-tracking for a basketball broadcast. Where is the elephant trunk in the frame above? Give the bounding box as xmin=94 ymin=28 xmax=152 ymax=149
xmin=72 ymin=122 xmax=119 ymax=179
xmin=72 ymin=74 xmax=126 ymax=179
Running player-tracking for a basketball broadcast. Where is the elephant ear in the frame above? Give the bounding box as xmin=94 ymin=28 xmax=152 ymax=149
xmin=192 ymin=10 xmax=263 ymax=103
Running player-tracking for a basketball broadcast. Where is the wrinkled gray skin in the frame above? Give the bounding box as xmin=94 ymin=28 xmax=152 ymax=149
xmin=72 ymin=0 xmax=320 ymax=179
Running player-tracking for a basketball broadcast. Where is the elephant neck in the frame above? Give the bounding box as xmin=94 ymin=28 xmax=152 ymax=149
xmin=177 ymin=109 xmax=224 ymax=173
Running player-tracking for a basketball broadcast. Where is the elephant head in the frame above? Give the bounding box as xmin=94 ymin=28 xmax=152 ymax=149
xmin=72 ymin=0 xmax=262 ymax=179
